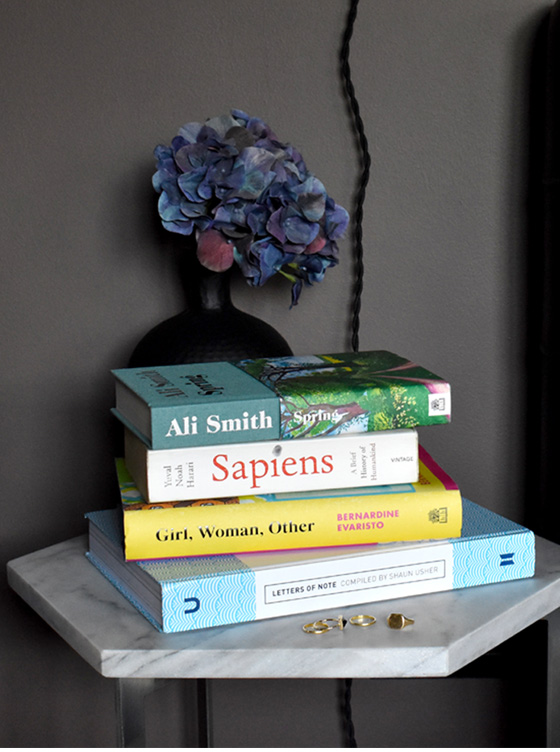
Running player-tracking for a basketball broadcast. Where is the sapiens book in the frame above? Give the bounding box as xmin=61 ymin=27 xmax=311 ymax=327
xmin=118 ymin=446 xmax=462 ymax=560
xmin=85 ymin=499 xmax=535 ymax=633
xmin=124 ymin=426 xmax=419 ymax=503
xmin=112 ymin=350 xmax=451 ymax=450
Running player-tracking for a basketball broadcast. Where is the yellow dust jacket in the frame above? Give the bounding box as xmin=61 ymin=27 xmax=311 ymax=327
xmin=117 ymin=446 xmax=462 ymax=560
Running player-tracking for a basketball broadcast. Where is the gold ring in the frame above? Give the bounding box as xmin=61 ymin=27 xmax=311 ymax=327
xmin=302 ymin=620 xmax=331 ymax=634
xmin=349 ymin=614 xmax=376 ymax=627
xmin=322 ymin=615 xmax=348 ymax=630
xmin=387 ymin=613 xmax=415 ymax=630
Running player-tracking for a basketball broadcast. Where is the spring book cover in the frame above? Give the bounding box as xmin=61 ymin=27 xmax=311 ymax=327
xmin=112 ymin=350 xmax=451 ymax=450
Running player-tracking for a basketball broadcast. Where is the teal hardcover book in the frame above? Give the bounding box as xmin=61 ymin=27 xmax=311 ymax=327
xmin=112 ymin=350 xmax=451 ymax=449
xmin=85 ymin=499 xmax=534 ymax=633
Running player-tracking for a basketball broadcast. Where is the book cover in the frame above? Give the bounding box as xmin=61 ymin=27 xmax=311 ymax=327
xmin=124 ymin=426 xmax=419 ymax=503
xmin=118 ymin=446 xmax=462 ymax=560
xmin=112 ymin=351 xmax=451 ymax=450
xmin=85 ymin=499 xmax=535 ymax=633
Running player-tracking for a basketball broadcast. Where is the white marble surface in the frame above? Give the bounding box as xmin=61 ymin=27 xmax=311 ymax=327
xmin=8 ymin=534 xmax=560 ymax=680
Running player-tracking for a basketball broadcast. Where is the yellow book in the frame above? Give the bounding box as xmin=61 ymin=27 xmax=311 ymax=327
xmin=117 ymin=446 xmax=462 ymax=560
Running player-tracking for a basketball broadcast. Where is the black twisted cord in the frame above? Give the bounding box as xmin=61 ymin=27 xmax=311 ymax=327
xmin=342 ymin=677 xmax=358 ymax=747
xmin=338 ymin=1 xmax=370 ymax=745
xmin=340 ymin=0 xmax=371 ymax=353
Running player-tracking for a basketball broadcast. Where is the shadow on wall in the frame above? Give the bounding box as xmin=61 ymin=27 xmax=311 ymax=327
xmin=525 ymin=3 xmax=560 ymax=542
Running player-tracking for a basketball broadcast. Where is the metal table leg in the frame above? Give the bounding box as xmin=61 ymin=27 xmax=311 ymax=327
xmin=115 ymin=678 xmax=211 ymax=747
xmin=115 ymin=678 xmax=155 ymax=747
xmin=546 ymin=609 xmax=560 ymax=747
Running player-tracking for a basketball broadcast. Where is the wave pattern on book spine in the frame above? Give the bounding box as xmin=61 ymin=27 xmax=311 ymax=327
xmin=452 ymin=535 xmax=535 ymax=588
xmin=161 ymin=572 xmax=256 ymax=631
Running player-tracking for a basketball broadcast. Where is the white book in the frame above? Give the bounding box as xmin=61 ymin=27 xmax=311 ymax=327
xmin=124 ymin=427 xmax=419 ymax=503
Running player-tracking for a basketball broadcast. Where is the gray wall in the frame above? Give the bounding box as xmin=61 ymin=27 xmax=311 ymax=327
xmin=0 ymin=0 xmax=551 ymax=746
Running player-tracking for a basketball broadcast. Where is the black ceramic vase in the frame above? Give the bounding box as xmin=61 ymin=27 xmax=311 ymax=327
xmin=128 ymin=254 xmax=292 ymax=367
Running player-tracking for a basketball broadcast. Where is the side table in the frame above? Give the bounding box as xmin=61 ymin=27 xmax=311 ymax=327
xmin=8 ymin=533 xmax=560 ymax=747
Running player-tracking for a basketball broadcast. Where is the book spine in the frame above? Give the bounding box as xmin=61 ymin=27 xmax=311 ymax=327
xmin=113 ymin=354 xmax=451 ymax=449
xmin=158 ymin=529 xmax=535 ymax=632
xmin=125 ymin=428 xmax=419 ymax=503
xmin=123 ymin=484 xmax=462 ymax=560
xmin=450 ymin=529 xmax=535 ymax=587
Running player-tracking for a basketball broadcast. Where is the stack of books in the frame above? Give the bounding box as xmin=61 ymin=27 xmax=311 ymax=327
xmin=85 ymin=351 xmax=535 ymax=633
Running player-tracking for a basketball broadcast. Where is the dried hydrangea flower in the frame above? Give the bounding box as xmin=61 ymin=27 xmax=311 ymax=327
xmin=153 ymin=109 xmax=349 ymax=304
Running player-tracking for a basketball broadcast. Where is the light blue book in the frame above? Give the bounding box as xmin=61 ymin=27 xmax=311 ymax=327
xmin=85 ymin=499 xmax=534 ymax=633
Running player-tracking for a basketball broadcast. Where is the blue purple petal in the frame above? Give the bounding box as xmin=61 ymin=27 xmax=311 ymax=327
xmin=152 ymin=109 xmax=348 ymax=302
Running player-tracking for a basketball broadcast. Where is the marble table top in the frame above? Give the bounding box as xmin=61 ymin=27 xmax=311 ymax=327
xmin=8 ymin=534 xmax=560 ymax=680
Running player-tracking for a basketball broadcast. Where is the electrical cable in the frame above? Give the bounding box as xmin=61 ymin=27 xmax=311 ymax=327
xmin=342 ymin=677 xmax=358 ymax=747
xmin=340 ymin=0 xmax=371 ymax=354
xmin=338 ymin=0 xmax=371 ymax=745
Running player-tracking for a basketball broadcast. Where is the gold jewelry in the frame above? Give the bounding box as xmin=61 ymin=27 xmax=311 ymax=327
xmin=349 ymin=614 xmax=376 ymax=627
xmin=302 ymin=614 xmax=347 ymax=633
xmin=322 ymin=615 xmax=347 ymax=630
xmin=302 ymin=620 xmax=331 ymax=634
xmin=387 ymin=612 xmax=415 ymax=629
